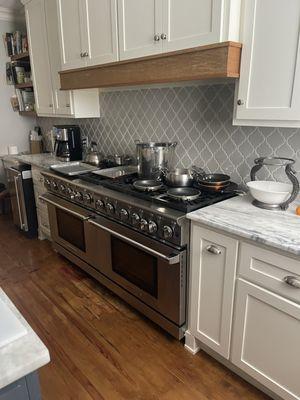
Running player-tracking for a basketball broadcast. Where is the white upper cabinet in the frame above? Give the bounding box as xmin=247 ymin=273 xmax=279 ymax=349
xmin=234 ymin=0 xmax=300 ymax=127
xmin=83 ymin=0 xmax=119 ymax=66
xmin=162 ymin=0 xmax=232 ymax=52
xmin=57 ymin=0 xmax=84 ymax=70
xmin=117 ymin=0 xmax=163 ymax=60
xmin=45 ymin=0 xmax=72 ymax=115
xmin=118 ymin=0 xmax=241 ymax=60
xmin=25 ymin=0 xmax=54 ymax=115
xmin=24 ymin=0 xmax=100 ymax=118
xmin=58 ymin=0 xmax=119 ymax=70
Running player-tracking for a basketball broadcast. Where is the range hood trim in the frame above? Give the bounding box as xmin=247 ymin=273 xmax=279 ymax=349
xmin=59 ymin=41 xmax=242 ymax=90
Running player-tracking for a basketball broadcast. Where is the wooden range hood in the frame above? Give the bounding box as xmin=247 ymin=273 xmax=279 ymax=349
xmin=59 ymin=41 xmax=242 ymax=90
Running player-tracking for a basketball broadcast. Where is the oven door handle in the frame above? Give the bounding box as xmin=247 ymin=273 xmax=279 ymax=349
xmin=39 ymin=195 xmax=91 ymax=221
xmin=88 ymin=219 xmax=181 ymax=265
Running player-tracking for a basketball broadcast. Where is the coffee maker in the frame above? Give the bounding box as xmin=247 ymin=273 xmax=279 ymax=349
xmin=54 ymin=125 xmax=82 ymax=161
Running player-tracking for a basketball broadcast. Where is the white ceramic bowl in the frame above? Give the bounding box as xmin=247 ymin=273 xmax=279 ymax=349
xmin=246 ymin=181 xmax=292 ymax=205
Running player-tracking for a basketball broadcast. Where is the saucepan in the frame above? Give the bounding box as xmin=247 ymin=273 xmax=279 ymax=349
xmin=163 ymin=168 xmax=194 ymax=187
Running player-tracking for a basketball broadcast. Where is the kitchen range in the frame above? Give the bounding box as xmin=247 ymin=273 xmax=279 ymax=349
xmin=40 ymin=157 xmax=237 ymax=339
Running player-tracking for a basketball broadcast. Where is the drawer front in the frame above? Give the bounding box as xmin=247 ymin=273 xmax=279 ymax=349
xmin=239 ymin=242 xmax=300 ymax=304
xmin=232 ymin=279 xmax=300 ymax=400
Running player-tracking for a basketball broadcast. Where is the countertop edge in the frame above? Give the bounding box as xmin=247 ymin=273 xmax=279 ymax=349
xmin=187 ymin=213 xmax=300 ymax=257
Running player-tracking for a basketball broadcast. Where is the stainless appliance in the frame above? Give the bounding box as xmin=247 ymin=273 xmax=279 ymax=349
xmin=136 ymin=141 xmax=177 ymax=179
xmin=163 ymin=168 xmax=194 ymax=187
xmin=6 ymin=164 xmax=38 ymax=238
xmin=84 ymin=141 xmax=103 ymax=166
xmin=54 ymin=125 xmax=82 ymax=162
xmin=40 ymin=170 xmax=236 ymax=338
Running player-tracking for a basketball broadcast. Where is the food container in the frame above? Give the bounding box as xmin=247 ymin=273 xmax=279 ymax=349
xmin=136 ymin=141 xmax=177 ymax=180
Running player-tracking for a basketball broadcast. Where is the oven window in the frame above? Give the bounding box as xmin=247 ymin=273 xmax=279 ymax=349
xmin=111 ymin=237 xmax=158 ymax=298
xmin=57 ymin=209 xmax=86 ymax=251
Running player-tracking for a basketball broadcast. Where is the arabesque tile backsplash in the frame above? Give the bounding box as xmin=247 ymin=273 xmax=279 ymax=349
xmin=38 ymin=83 xmax=300 ymax=184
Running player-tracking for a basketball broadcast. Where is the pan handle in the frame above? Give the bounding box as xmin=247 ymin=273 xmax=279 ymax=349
xmin=191 ymin=165 xmax=206 ymax=179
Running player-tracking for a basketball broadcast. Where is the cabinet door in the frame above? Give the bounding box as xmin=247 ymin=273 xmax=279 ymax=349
xmin=117 ymin=0 xmax=163 ymax=60
xmin=45 ymin=0 xmax=72 ymax=115
xmin=82 ymin=0 xmax=118 ymax=66
xmin=234 ymin=0 xmax=300 ymax=126
xmin=57 ymin=0 xmax=86 ymax=70
xmin=232 ymin=279 xmax=300 ymax=400
xmin=189 ymin=225 xmax=238 ymax=358
xmin=25 ymin=0 xmax=54 ymax=115
xmin=162 ymin=0 xmax=224 ymax=52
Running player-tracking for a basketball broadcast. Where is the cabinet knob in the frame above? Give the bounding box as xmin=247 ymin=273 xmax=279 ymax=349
xmin=206 ymin=245 xmax=222 ymax=255
xmin=154 ymin=34 xmax=160 ymax=42
xmin=283 ymin=276 xmax=300 ymax=289
xmin=237 ymin=99 xmax=244 ymax=106
xmin=49 ymin=104 xmax=53 ymax=108
xmin=160 ymin=33 xmax=167 ymax=40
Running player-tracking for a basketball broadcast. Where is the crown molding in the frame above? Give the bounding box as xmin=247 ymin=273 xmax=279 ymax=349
xmin=0 ymin=6 xmax=25 ymax=22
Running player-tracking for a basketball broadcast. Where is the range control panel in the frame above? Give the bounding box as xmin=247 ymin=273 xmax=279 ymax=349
xmin=43 ymin=174 xmax=184 ymax=247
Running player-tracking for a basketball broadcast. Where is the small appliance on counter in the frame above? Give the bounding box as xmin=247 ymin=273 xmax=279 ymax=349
xmin=29 ymin=127 xmax=43 ymax=154
xmin=5 ymin=162 xmax=38 ymax=238
xmin=54 ymin=125 xmax=82 ymax=162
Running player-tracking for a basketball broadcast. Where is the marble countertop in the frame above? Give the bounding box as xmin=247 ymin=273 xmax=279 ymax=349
xmin=0 ymin=288 xmax=50 ymax=390
xmin=187 ymin=194 xmax=300 ymax=256
xmin=1 ymin=153 xmax=62 ymax=170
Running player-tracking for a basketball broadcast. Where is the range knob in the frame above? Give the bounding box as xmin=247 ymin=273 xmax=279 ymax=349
xmin=148 ymin=220 xmax=158 ymax=234
xmin=59 ymin=184 xmax=66 ymax=193
xmin=83 ymin=193 xmax=92 ymax=204
xmin=120 ymin=208 xmax=129 ymax=221
xmin=95 ymin=199 xmax=105 ymax=210
xmin=45 ymin=178 xmax=51 ymax=187
xmin=51 ymin=181 xmax=58 ymax=190
xmin=75 ymin=191 xmax=83 ymax=201
xmin=140 ymin=218 xmax=148 ymax=232
xmin=163 ymin=225 xmax=173 ymax=239
xmin=131 ymin=212 xmax=140 ymax=225
xmin=67 ymin=188 xmax=75 ymax=200
xmin=106 ymin=203 xmax=115 ymax=214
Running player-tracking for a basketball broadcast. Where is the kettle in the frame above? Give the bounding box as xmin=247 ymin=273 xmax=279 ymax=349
xmin=84 ymin=142 xmax=103 ymax=166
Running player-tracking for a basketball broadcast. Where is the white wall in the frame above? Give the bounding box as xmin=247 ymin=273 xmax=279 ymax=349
xmin=0 ymin=16 xmax=36 ymax=180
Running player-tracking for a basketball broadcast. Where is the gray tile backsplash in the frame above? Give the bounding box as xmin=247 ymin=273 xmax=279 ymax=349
xmin=38 ymin=83 xmax=300 ymax=184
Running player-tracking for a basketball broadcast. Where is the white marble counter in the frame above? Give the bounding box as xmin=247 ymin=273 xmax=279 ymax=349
xmin=0 ymin=288 xmax=50 ymax=390
xmin=1 ymin=153 xmax=62 ymax=170
xmin=187 ymin=194 xmax=300 ymax=256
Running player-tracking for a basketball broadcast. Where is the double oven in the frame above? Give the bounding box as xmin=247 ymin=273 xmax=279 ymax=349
xmin=42 ymin=192 xmax=187 ymax=338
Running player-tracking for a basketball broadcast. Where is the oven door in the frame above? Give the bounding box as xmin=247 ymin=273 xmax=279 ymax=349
xmin=87 ymin=215 xmax=186 ymax=326
xmin=40 ymin=193 xmax=94 ymax=263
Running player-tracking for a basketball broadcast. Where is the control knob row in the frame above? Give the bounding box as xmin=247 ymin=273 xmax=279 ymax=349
xmin=140 ymin=218 xmax=158 ymax=234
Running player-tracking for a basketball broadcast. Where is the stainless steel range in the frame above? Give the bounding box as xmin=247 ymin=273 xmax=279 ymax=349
xmin=40 ymin=170 xmax=235 ymax=339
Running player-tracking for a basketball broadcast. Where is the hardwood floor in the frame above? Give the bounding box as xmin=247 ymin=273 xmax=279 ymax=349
xmin=0 ymin=215 xmax=270 ymax=400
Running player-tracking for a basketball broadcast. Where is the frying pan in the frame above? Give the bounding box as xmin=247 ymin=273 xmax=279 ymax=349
xmin=192 ymin=166 xmax=231 ymax=188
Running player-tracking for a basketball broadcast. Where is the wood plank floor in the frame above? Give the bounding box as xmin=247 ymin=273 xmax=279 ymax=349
xmin=0 ymin=215 xmax=270 ymax=400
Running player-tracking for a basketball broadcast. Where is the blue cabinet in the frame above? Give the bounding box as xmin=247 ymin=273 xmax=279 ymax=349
xmin=0 ymin=372 xmax=41 ymax=400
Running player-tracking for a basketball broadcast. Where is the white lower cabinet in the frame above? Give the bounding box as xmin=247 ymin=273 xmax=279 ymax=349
xmin=231 ymin=279 xmax=300 ymax=400
xmin=187 ymin=222 xmax=300 ymax=399
xmin=186 ymin=224 xmax=238 ymax=358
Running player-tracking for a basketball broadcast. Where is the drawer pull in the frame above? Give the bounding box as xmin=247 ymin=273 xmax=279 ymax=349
xmin=206 ymin=245 xmax=221 ymax=255
xmin=284 ymin=276 xmax=300 ymax=289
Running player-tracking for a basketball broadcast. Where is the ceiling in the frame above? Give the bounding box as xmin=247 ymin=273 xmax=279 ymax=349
xmin=0 ymin=0 xmax=22 ymax=10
